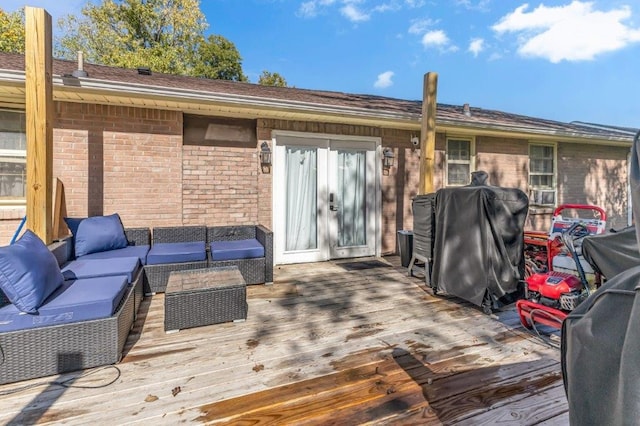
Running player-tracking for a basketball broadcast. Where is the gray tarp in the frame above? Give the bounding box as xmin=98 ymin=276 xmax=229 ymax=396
xmin=562 ymin=129 xmax=640 ymax=425
xmin=581 ymin=226 xmax=640 ymax=280
xmin=430 ymin=185 xmax=528 ymax=308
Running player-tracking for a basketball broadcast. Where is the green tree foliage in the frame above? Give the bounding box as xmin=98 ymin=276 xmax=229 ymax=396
xmin=194 ymin=35 xmax=248 ymax=81
xmin=258 ymin=70 xmax=288 ymax=87
xmin=0 ymin=8 xmax=25 ymax=54
xmin=58 ymin=0 xmax=211 ymax=77
xmin=5 ymin=1 xmax=286 ymax=85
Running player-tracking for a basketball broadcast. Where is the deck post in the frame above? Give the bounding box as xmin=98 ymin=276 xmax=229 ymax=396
xmin=419 ymin=72 xmax=438 ymax=195
xmin=25 ymin=7 xmax=54 ymax=244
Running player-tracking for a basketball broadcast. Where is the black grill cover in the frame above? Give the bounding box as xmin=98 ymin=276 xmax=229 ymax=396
xmin=430 ymin=185 xmax=528 ymax=307
xmin=581 ymin=226 xmax=640 ymax=280
xmin=562 ymin=129 xmax=640 ymax=425
xmin=412 ymin=194 xmax=436 ymax=260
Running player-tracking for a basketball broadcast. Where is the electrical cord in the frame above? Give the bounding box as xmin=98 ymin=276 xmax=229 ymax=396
xmin=528 ymin=308 xmax=564 ymax=349
xmin=0 ymin=364 xmax=121 ymax=396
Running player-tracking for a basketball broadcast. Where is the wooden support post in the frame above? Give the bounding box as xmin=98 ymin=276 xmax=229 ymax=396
xmin=419 ymin=72 xmax=438 ymax=195
xmin=25 ymin=7 xmax=54 ymax=244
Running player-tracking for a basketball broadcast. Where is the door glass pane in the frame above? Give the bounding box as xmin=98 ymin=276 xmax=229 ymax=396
xmin=285 ymin=147 xmax=317 ymax=251
xmin=337 ymin=150 xmax=366 ymax=247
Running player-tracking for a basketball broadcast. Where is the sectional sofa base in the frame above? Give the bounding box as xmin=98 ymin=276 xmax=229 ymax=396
xmin=0 ymin=270 xmax=141 ymax=385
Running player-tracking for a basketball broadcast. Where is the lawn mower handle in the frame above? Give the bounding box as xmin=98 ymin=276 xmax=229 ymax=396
xmin=553 ymin=204 xmax=606 ymax=221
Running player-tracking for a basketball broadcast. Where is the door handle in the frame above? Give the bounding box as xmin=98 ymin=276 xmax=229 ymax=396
xmin=329 ymin=193 xmax=338 ymax=211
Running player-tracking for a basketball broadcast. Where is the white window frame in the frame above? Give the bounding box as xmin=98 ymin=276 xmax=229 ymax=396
xmin=445 ymin=136 xmax=475 ymax=186
xmin=0 ymin=109 xmax=27 ymax=205
xmin=528 ymin=142 xmax=557 ymax=206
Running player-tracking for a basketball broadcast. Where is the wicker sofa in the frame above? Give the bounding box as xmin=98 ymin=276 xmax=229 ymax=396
xmin=207 ymin=225 xmax=274 ymax=285
xmin=0 ymin=231 xmax=145 ymax=385
xmin=0 ymin=221 xmax=272 ymax=385
xmin=144 ymin=224 xmax=273 ymax=294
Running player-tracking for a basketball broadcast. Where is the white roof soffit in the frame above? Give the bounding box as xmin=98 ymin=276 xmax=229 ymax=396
xmin=0 ymin=68 xmax=633 ymax=145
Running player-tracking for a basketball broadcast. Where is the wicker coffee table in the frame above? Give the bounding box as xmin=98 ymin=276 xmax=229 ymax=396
xmin=164 ymin=266 xmax=247 ymax=332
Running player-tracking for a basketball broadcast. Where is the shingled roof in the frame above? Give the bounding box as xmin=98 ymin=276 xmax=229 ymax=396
xmin=0 ymin=52 xmax=634 ymax=142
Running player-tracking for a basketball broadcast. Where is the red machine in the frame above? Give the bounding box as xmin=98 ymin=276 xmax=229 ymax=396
xmin=518 ymin=205 xmax=606 ymax=330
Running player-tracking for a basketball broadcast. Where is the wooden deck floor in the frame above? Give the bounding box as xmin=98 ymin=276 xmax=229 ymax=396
xmin=0 ymin=257 xmax=568 ymax=425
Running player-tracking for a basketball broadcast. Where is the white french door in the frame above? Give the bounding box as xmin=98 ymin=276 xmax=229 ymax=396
xmin=273 ymin=133 xmax=380 ymax=264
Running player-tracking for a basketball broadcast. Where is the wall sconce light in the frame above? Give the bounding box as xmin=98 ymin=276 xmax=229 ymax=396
xmin=382 ymin=147 xmax=395 ymax=170
xmin=259 ymin=141 xmax=272 ymax=173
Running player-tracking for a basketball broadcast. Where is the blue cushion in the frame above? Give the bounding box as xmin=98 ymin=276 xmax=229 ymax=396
xmin=0 ymin=230 xmax=64 ymax=314
xmin=74 ymin=214 xmax=128 ymax=258
xmin=0 ymin=275 xmax=128 ymax=333
xmin=146 ymin=241 xmax=206 ymax=265
xmin=62 ymin=257 xmax=140 ymax=284
xmin=63 ymin=217 xmax=85 ymax=261
xmin=63 ymin=216 xmax=85 ymax=245
xmin=210 ymin=239 xmax=264 ymax=261
xmin=80 ymin=245 xmax=150 ymax=265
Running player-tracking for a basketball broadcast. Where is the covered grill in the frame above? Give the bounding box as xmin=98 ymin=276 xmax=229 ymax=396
xmin=408 ymin=193 xmax=436 ymax=284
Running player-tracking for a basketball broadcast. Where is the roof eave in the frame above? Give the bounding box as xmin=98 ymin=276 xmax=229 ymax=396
xmin=0 ymin=68 xmax=634 ymax=145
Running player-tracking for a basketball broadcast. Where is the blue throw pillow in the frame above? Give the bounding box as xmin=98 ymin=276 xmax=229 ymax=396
xmin=0 ymin=230 xmax=64 ymax=314
xmin=74 ymin=214 xmax=128 ymax=258
xmin=64 ymin=217 xmax=86 ymax=243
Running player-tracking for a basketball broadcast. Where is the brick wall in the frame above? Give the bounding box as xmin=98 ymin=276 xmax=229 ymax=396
xmin=557 ymin=142 xmax=629 ymax=229
xmin=54 ymin=102 xmax=183 ymax=229
xmin=476 ymin=136 xmax=529 ymax=188
xmin=0 ymin=208 xmax=26 ymax=245
xmin=5 ymin=103 xmax=630 ymax=255
xmin=182 ymin=144 xmax=260 ymax=226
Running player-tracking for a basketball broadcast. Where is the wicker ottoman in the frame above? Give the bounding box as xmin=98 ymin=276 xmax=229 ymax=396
xmin=164 ymin=266 xmax=247 ymax=332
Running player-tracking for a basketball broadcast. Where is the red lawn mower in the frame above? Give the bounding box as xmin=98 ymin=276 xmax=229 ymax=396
xmin=517 ymin=205 xmax=606 ymax=330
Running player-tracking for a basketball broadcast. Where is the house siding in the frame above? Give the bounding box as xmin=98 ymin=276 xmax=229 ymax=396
xmin=0 ymin=104 xmax=630 ymax=253
xmin=557 ymin=142 xmax=629 ymax=229
xmin=182 ymin=144 xmax=261 ymax=226
xmin=53 ymin=102 xmax=183 ymax=229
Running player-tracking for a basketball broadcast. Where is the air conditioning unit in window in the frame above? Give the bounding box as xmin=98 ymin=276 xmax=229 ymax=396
xmin=529 ymin=189 xmax=556 ymax=206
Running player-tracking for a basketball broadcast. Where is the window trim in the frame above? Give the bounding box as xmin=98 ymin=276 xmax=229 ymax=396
xmin=528 ymin=141 xmax=557 ymax=206
xmin=445 ymin=135 xmax=476 ymax=187
xmin=0 ymin=109 xmax=27 ymax=205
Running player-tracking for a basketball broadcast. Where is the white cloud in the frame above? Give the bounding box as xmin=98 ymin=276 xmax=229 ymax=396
xmin=374 ymin=71 xmax=395 ymax=88
xmin=421 ymin=30 xmax=458 ymax=52
xmin=455 ymin=0 xmax=491 ymax=12
xmin=297 ymin=1 xmax=318 ymax=18
xmin=405 ymin=0 xmax=426 ymax=7
xmin=468 ymin=38 xmax=485 ymax=57
xmin=373 ymin=3 xmax=401 ymax=14
xmin=408 ymin=18 xmax=436 ymax=34
xmin=298 ymin=0 xmax=424 ymax=22
xmin=340 ymin=4 xmax=370 ymax=22
xmin=297 ymin=0 xmax=338 ymax=18
xmin=492 ymin=1 xmax=640 ymax=63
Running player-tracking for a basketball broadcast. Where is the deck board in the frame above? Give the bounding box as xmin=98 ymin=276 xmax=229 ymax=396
xmin=0 ymin=257 xmax=568 ymax=425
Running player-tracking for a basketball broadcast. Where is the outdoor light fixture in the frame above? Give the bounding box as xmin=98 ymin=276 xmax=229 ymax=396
xmin=382 ymin=147 xmax=395 ymax=169
xmin=260 ymin=141 xmax=272 ymax=173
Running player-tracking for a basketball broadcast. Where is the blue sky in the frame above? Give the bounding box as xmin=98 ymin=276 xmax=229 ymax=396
xmin=5 ymin=1 xmax=640 ymax=128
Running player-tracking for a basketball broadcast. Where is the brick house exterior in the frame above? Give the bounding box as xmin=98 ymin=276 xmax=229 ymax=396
xmin=0 ymin=52 xmax=635 ymax=260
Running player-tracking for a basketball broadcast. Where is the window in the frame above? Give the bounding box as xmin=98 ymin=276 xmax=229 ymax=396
xmin=0 ymin=110 xmax=27 ymax=201
xmin=529 ymin=143 xmax=556 ymax=205
xmin=446 ymin=137 xmax=474 ymax=186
